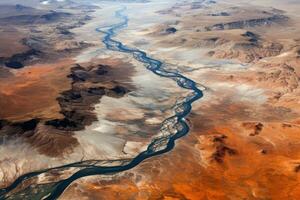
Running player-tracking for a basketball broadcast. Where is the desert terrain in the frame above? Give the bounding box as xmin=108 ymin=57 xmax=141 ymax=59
xmin=0 ymin=0 xmax=299 ymax=200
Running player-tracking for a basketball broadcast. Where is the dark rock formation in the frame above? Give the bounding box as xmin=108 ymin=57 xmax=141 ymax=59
xmin=208 ymin=12 xmax=230 ymax=16
xmin=0 ymin=11 xmax=72 ymax=25
xmin=0 ymin=63 xmax=131 ymax=156
xmin=295 ymin=165 xmax=300 ymax=173
xmin=211 ymin=135 xmax=237 ymax=163
xmin=251 ymin=122 xmax=264 ymax=136
xmin=41 ymin=11 xmax=72 ymax=22
xmin=261 ymin=149 xmax=267 ymax=154
xmin=47 ymin=64 xmax=130 ymax=131
xmin=1 ymin=49 xmax=42 ymax=69
xmin=165 ymin=27 xmax=177 ymax=34
xmin=57 ymin=27 xmax=73 ymax=35
xmin=242 ymin=122 xmax=264 ymax=136
xmin=0 ymin=119 xmax=39 ymax=140
xmin=213 ymin=144 xmax=237 ymax=163
xmin=205 ymin=14 xmax=288 ymax=31
xmin=242 ymin=31 xmax=259 ymax=43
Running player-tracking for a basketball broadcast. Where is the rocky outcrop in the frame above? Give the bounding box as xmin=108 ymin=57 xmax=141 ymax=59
xmin=242 ymin=122 xmax=264 ymax=136
xmin=0 ymin=4 xmax=94 ymax=69
xmin=0 ymin=63 xmax=131 ymax=157
xmin=242 ymin=31 xmax=259 ymax=43
xmin=256 ymin=63 xmax=299 ymax=94
xmin=207 ymin=12 xmax=230 ymax=16
xmin=0 ymin=119 xmax=39 ymax=139
xmin=211 ymin=135 xmax=237 ymax=163
xmin=204 ymin=14 xmax=288 ymax=31
xmin=295 ymin=165 xmax=300 ymax=173
xmin=165 ymin=27 xmax=177 ymax=34
xmin=0 ymin=49 xmax=42 ymax=69
xmin=208 ymin=40 xmax=283 ymax=63
xmin=0 ymin=11 xmax=72 ymax=25
xmin=46 ymin=64 xmax=130 ymax=131
xmin=27 ymin=123 xmax=79 ymax=157
xmin=0 ymin=119 xmax=78 ymax=157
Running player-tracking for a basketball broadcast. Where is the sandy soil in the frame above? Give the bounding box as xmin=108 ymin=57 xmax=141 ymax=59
xmin=59 ymin=0 xmax=300 ymax=199
xmin=0 ymin=0 xmax=300 ymax=199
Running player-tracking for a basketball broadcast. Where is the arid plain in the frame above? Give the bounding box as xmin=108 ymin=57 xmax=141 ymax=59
xmin=0 ymin=0 xmax=300 ymax=199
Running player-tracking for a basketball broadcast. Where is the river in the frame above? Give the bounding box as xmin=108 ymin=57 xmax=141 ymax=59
xmin=0 ymin=7 xmax=203 ymax=200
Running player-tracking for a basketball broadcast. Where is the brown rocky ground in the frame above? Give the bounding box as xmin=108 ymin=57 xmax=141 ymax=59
xmin=0 ymin=58 xmax=134 ymax=156
xmin=60 ymin=88 xmax=300 ymax=199
xmin=0 ymin=1 xmax=137 ymax=189
xmin=0 ymin=3 xmax=93 ymax=69
xmin=0 ymin=28 xmax=29 ymax=58
xmin=0 ymin=0 xmax=300 ymax=199
xmin=58 ymin=0 xmax=300 ymax=199
xmin=0 ymin=59 xmax=73 ymax=121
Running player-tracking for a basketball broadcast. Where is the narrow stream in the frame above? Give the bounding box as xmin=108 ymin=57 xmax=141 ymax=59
xmin=0 ymin=7 xmax=203 ymax=200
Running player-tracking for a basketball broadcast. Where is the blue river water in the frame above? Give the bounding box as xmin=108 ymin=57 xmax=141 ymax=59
xmin=0 ymin=7 xmax=203 ymax=200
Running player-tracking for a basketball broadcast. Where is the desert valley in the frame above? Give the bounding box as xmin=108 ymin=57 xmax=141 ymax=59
xmin=0 ymin=0 xmax=300 ymax=199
